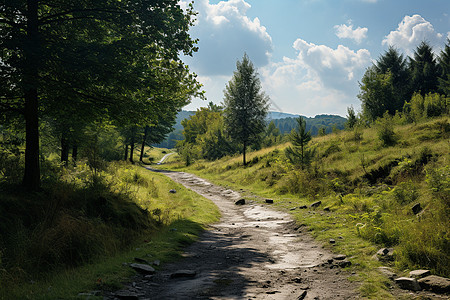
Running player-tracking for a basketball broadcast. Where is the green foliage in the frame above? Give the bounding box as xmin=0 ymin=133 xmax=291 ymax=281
xmin=406 ymin=92 xmax=449 ymax=123
xmin=346 ymin=106 xmax=358 ymax=129
xmin=376 ymin=112 xmax=397 ymax=147
xmin=223 ymin=53 xmax=270 ymax=165
xmin=285 ymin=117 xmax=315 ymax=169
xmin=411 ymin=41 xmax=440 ymax=95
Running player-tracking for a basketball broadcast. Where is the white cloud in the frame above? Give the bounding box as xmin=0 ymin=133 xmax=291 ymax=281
xmin=334 ymin=23 xmax=368 ymax=44
xmin=261 ymin=39 xmax=372 ymax=116
xmin=382 ymin=14 xmax=445 ymax=55
xmin=184 ymin=0 xmax=273 ymax=76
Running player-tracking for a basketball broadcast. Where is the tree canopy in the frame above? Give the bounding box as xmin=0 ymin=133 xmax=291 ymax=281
xmin=1 ymin=0 xmax=202 ymax=190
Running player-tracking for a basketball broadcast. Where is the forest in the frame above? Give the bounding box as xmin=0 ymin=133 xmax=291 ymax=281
xmin=0 ymin=1 xmax=449 ymax=299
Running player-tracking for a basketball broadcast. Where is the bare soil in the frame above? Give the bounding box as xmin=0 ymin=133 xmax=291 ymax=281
xmin=107 ymin=169 xmax=361 ymax=299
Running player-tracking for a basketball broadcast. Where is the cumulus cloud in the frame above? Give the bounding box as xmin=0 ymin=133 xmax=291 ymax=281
xmin=382 ymin=14 xmax=445 ymax=55
xmin=261 ymin=39 xmax=372 ymax=116
xmin=184 ymin=0 xmax=273 ymax=76
xmin=334 ymin=23 xmax=368 ymax=44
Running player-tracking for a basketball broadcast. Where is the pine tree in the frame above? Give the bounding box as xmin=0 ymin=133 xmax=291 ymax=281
xmin=410 ymin=41 xmax=440 ymax=95
xmin=438 ymin=39 xmax=450 ymax=95
xmin=223 ymin=54 xmax=269 ymax=165
xmin=285 ymin=117 xmax=314 ymax=169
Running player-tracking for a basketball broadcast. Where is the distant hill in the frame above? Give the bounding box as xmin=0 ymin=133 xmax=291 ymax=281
xmin=153 ymin=110 xmax=347 ymax=148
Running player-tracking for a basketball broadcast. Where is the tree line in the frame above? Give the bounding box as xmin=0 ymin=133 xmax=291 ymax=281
xmin=358 ymin=40 xmax=449 ymax=122
xmin=1 ymin=0 xmax=203 ymax=191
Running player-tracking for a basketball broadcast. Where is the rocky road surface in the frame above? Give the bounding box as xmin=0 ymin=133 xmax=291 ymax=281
xmin=106 ymin=169 xmax=360 ymax=299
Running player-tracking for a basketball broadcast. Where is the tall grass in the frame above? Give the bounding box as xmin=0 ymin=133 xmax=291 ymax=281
xmin=0 ymin=160 xmax=220 ymax=299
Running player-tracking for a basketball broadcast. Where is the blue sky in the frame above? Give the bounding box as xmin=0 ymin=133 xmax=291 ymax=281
xmin=181 ymin=0 xmax=450 ymax=117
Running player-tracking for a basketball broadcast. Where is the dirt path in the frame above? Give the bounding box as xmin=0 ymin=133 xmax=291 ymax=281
xmin=107 ymin=169 xmax=360 ymax=299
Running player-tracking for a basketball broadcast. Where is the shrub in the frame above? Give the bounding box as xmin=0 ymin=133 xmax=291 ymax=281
xmin=376 ymin=112 xmax=397 ymax=146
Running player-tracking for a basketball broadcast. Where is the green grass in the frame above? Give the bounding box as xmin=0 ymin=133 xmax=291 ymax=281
xmin=160 ymin=116 xmax=449 ymax=299
xmin=0 ymin=162 xmax=220 ymax=299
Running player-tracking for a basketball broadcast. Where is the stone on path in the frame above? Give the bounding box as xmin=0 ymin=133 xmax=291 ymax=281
xmin=170 ymin=270 xmax=197 ymax=279
xmin=129 ymin=263 xmax=155 ymax=274
xmin=329 ymin=239 xmax=336 ymax=244
xmin=333 ymin=254 xmax=346 ymax=261
xmin=418 ymin=275 xmax=450 ymax=293
xmin=409 ymin=269 xmax=430 ymax=279
xmin=235 ymin=199 xmax=245 ymax=205
xmin=395 ymin=277 xmax=421 ymax=291
xmin=297 ymin=290 xmax=307 ymax=300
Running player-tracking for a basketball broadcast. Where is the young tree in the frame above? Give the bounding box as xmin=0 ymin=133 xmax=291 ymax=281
xmin=285 ymin=117 xmax=313 ymax=169
xmin=345 ymin=106 xmax=358 ymax=129
xmin=223 ymin=54 xmax=269 ymax=165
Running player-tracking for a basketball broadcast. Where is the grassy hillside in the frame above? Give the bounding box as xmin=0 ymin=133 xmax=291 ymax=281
xmin=0 ymin=162 xmax=219 ymax=299
xmin=163 ymin=116 xmax=449 ymax=298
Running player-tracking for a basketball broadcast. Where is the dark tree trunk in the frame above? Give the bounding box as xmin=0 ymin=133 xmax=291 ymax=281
xmin=129 ymin=127 xmax=136 ymax=163
xmin=243 ymin=140 xmax=247 ymax=166
xmin=61 ymin=134 xmax=70 ymax=166
xmin=72 ymin=145 xmax=78 ymax=163
xmin=139 ymin=126 xmax=149 ymax=162
xmin=22 ymin=0 xmax=40 ymax=191
xmin=124 ymin=144 xmax=129 ymax=161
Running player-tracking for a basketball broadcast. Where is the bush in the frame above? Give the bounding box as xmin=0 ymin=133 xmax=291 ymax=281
xmin=376 ymin=112 xmax=397 ymax=146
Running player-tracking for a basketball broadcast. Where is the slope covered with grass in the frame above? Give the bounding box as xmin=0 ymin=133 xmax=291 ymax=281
xmin=164 ymin=116 xmax=449 ymax=298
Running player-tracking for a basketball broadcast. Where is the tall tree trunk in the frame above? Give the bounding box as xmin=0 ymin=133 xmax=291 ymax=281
xmin=22 ymin=0 xmax=40 ymax=191
xmin=72 ymin=144 xmax=78 ymax=163
xmin=129 ymin=127 xmax=136 ymax=163
xmin=61 ymin=134 xmax=70 ymax=166
xmin=124 ymin=144 xmax=129 ymax=161
xmin=139 ymin=126 xmax=149 ymax=162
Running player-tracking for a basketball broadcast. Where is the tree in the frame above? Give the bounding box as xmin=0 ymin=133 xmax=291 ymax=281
xmin=410 ymin=41 xmax=440 ymax=95
xmin=358 ymin=66 xmax=396 ymax=121
xmin=438 ymin=39 xmax=450 ymax=95
xmin=284 ymin=117 xmax=314 ymax=169
xmin=0 ymin=1 xmax=200 ymax=190
xmin=346 ymin=106 xmax=358 ymax=129
xmin=223 ymin=54 xmax=269 ymax=165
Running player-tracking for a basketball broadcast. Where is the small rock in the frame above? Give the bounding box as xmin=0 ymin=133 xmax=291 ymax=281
xmin=265 ymin=199 xmax=274 ymax=204
xmin=170 ymin=270 xmax=197 ymax=279
xmin=374 ymin=248 xmax=394 ymax=261
xmin=290 ymin=207 xmax=297 ymax=211
xmin=329 ymin=239 xmax=336 ymax=244
xmin=152 ymin=260 xmax=161 ymax=266
xmin=324 ymin=207 xmax=330 ymax=212
xmin=129 ymin=263 xmax=155 ymax=274
xmin=297 ymin=290 xmax=307 ymax=300
xmin=409 ymin=269 xmax=430 ymax=279
xmin=377 ymin=267 xmax=396 ymax=279
xmin=412 ymin=203 xmax=422 ymax=214
xmin=336 ymin=260 xmax=351 ymax=268
xmin=235 ymin=199 xmax=245 ymax=205
xmin=418 ymin=275 xmax=450 ymax=293
xmin=169 ymin=189 xmax=177 ymax=193
xmin=310 ymin=201 xmax=322 ymax=208
xmin=333 ymin=254 xmax=346 ymax=260
xmin=299 ymin=205 xmax=307 ymax=209
xmin=395 ymin=277 xmax=421 ymax=291
xmin=114 ymin=290 xmax=144 ymax=300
